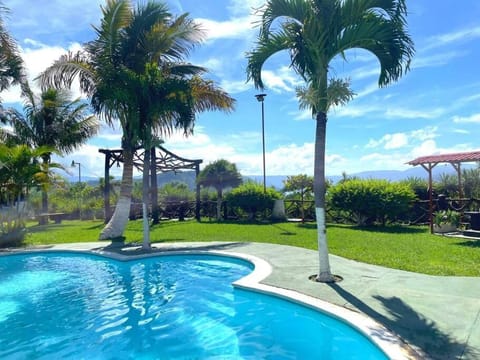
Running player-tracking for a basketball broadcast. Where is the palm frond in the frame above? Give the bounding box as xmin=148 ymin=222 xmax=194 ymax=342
xmin=246 ymin=30 xmax=295 ymax=89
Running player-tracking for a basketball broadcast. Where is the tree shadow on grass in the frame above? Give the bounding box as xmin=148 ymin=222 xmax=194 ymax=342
xmin=27 ymin=224 xmax=69 ymax=233
xmin=328 ymin=283 xmax=478 ymax=360
xmin=270 ymin=223 xmax=297 ymax=235
xmin=327 ymin=223 xmax=426 ymax=234
xmin=453 ymin=239 xmax=480 ymax=248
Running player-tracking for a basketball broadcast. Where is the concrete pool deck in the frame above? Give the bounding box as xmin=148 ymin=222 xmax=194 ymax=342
xmin=17 ymin=241 xmax=480 ymax=360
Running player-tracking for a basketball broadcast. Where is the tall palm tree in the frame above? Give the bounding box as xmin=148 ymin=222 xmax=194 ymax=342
xmin=197 ymin=159 xmax=243 ymax=220
xmin=0 ymin=84 xmax=98 ymax=218
xmin=38 ymin=0 xmax=235 ymax=243
xmin=247 ymin=0 xmax=414 ymax=282
xmin=0 ymin=3 xmax=24 ymax=95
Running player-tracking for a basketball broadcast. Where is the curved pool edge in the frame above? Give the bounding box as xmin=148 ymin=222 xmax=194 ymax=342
xmin=3 ymin=243 xmax=419 ymax=359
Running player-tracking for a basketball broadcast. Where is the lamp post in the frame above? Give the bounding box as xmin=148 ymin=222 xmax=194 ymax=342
xmin=255 ymin=93 xmax=267 ymax=193
xmin=71 ymin=160 xmax=81 ymax=183
xmin=71 ymin=160 xmax=82 ymax=219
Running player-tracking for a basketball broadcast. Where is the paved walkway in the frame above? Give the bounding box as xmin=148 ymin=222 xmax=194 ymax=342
xmin=30 ymin=241 xmax=480 ymax=359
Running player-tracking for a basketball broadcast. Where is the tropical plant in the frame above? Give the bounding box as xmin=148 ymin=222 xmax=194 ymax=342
xmin=461 ymin=168 xmax=480 ymax=199
xmin=197 ymin=159 xmax=243 ymax=220
xmin=433 ymin=209 xmax=460 ymax=227
xmin=435 ymin=173 xmax=458 ymax=198
xmin=0 ymin=3 xmax=24 ymax=95
xmin=0 ymin=85 xmax=98 ymax=220
xmin=0 ymin=144 xmax=42 ymax=206
xmin=283 ymin=174 xmax=313 ymax=222
xmin=39 ymin=0 xmax=234 ymax=246
xmin=246 ymin=0 xmax=414 ymax=281
xmin=0 ymin=144 xmax=60 ymax=244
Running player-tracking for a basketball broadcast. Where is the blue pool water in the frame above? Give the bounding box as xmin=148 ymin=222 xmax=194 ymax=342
xmin=0 ymin=252 xmax=388 ymax=359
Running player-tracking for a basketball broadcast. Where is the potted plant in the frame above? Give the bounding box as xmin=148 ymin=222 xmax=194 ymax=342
xmin=433 ymin=209 xmax=460 ymax=233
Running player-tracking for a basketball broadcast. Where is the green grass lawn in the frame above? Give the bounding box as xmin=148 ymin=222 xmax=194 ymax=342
xmin=24 ymin=219 xmax=480 ymax=277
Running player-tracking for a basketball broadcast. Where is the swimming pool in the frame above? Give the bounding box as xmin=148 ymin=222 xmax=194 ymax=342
xmin=0 ymin=251 xmax=389 ymax=359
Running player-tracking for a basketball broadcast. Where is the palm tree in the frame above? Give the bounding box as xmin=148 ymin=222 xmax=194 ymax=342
xmin=0 ymin=3 xmax=24 ymax=95
xmin=197 ymin=159 xmax=243 ymax=220
xmin=0 ymin=84 xmax=98 ymax=219
xmin=247 ymin=0 xmax=414 ymax=282
xmin=38 ymin=0 xmax=234 ymax=243
xmin=0 ymin=144 xmax=58 ymax=207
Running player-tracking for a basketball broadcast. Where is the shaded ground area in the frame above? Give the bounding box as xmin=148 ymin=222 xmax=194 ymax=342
xmin=19 ymin=241 xmax=480 ymax=360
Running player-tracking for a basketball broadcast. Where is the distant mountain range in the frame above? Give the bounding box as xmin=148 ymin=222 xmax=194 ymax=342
xmin=77 ymin=164 xmax=475 ymax=190
xmin=248 ymin=164 xmax=475 ymax=189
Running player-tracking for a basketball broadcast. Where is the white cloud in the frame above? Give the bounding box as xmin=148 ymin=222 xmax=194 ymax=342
xmin=290 ymin=109 xmax=313 ymax=121
xmin=1 ymin=41 xmax=84 ymax=104
xmin=260 ymin=66 xmax=302 ymax=94
xmin=219 ymin=79 xmax=251 ymax=94
xmin=413 ymin=51 xmax=468 ymax=69
xmin=196 ymin=16 xmax=255 ymax=41
xmin=384 ymin=133 xmax=408 ymax=150
xmin=409 ymin=140 xmax=473 ymax=160
xmin=410 ymin=126 xmax=439 ymax=141
xmin=266 ymin=143 xmax=314 ymax=175
xmin=452 ymin=113 xmax=480 ymax=123
xmin=366 ymin=132 xmax=408 ymax=150
xmin=261 ymin=70 xmax=294 ymax=93
xmin=424 ymin=26 xmax=480 ymax=50
xmin=366 ymin=127 xmax=439 ymax=151
xmin=227 ymin=0 xmax=265 ymax=15
xmin=385 ymin=107 xmax=445 ymax=119
xmin=333 ymin=104 xmax=380 ymax=118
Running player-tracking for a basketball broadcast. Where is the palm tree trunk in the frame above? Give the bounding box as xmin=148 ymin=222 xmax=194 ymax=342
xmin=99 ymin=149 xmax=134 ymax=240
xmin=39 ymin=156 xmax=50 ymax=225
xmin=314 ymin=111 xmax=334 ymax=282
xmin=142 ymin=147 xmax=151 ymax=250
xmin=216 ymin=189 xmax=222 ymax=221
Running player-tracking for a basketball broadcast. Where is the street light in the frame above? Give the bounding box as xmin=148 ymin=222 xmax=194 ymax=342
xmin=71 ymin=160 xmax=81 ymax=183
xmin=71 ymin=160 xmax=82 ymax=219
xmin=255 ymin=93 xmax=267 ymax=193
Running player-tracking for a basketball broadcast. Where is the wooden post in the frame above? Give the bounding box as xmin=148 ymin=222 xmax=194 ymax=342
xmin=421 ymin=163 xmax=436 ymax=234
xmin=104 ymin=152 xmax=111 ymax=223
xmin=195 ymin=163 xmax=201 ymax=221
xmin=151 ymin=147 xmax=160 ymax=224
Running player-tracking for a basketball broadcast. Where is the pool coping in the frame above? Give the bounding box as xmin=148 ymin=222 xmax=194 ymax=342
xmin=2 ymin=242 xmax=418 ymax=359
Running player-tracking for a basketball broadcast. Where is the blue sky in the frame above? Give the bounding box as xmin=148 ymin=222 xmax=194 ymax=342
xmin=2 ymin=0 xmax=480 ymax=180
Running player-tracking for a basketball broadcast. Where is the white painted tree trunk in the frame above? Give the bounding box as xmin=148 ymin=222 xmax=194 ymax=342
xmin=99 ymin=149 xmax=134 ymax=241
xmin=315 ymin=207 xmax=333 ymax=282
xmin=313 ymin=110 xmax=334 ymax=283
xmin=142 ymin=148 xmax=151 ymax=250
xmin=99 ymin=196 xmax=132 ymax=240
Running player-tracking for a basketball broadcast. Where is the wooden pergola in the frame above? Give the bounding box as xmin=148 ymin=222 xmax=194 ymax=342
xmin=99 ymin=146 xmax=202 ymax=222
xmin=407 ymin=150 xmax=480 ymax=233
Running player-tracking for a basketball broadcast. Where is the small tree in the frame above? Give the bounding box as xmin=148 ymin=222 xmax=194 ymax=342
xmin=226 ymin=182 xmax=280 ymax=220
xmin=197 ymin=159 xmax=242 ymax=220
xmin=283 ymin=174 xmax=313 ymax=222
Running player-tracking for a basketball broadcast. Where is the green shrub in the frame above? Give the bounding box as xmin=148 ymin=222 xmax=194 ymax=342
xmin=328 ymin=179 xmax=416 ymax=226
xmin=226 ymin=182 xmax=281 ymax=219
